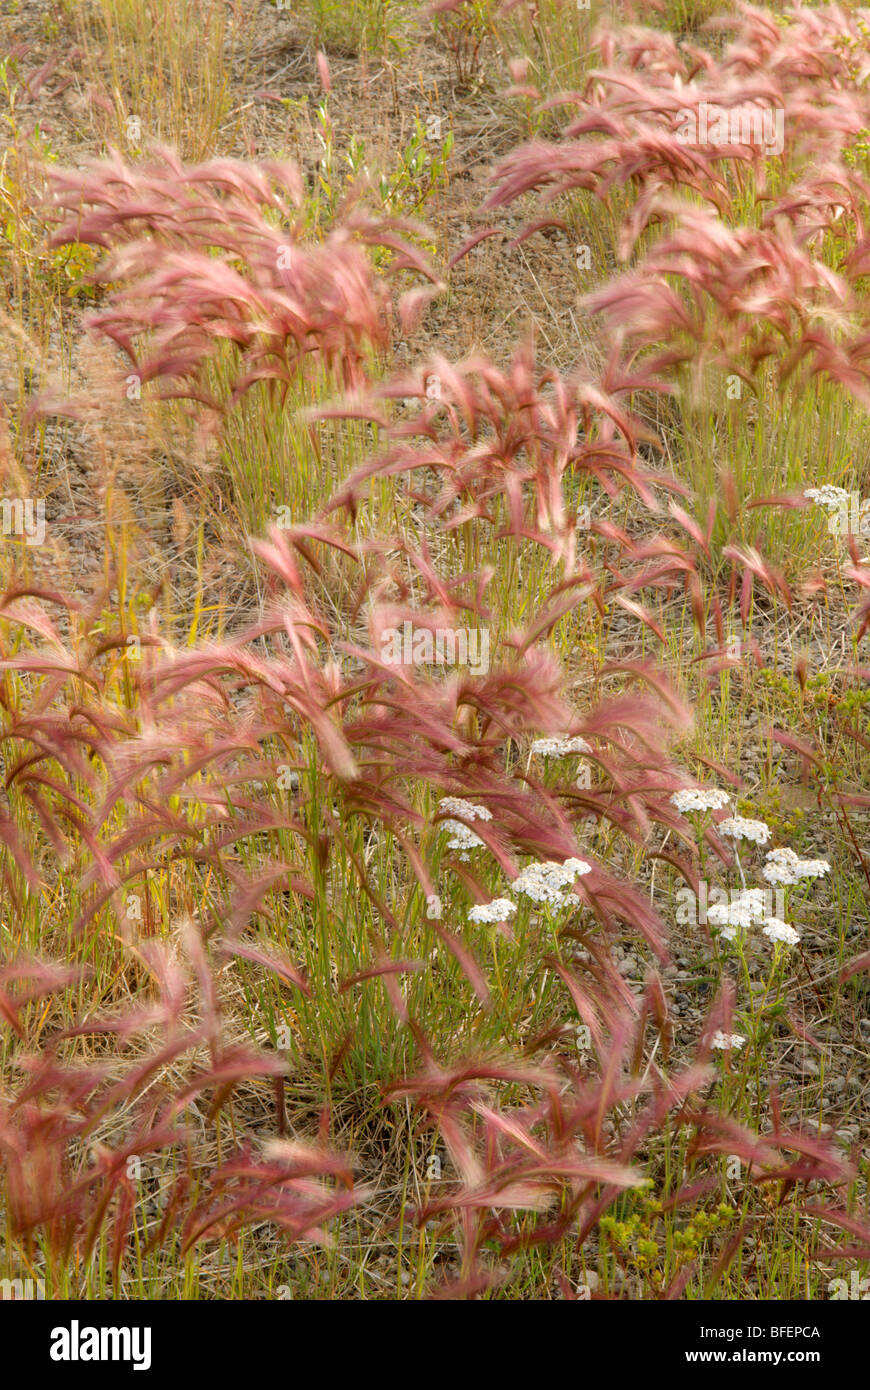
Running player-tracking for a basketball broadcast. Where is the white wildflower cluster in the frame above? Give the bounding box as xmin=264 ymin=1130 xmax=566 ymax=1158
xmin=439 ymin=797 xmax=492 ymax=854
xmin=706 ymin=887 xmax=803 ymax=948
xmin=729 ymin=887 xmax=769 ymax=918
xmin=718 ymin=816 xmax=771 ymax=846
xmin=762 ymin=847 xmax=831 ymax=886
xmin=468 ymin=898 xmax=516 ymax=924
xmin=530 ymin=735 xmax=592 ymax=757
xmin=710 ymin=1030 xmax=746 ymax=1051
xmin=440 ymin=796 xmax=490 ymax=821
xmin=706 ymin=889 xmax=768 ymax=939
xmin=804 ymin=485 xmax=851 ymax=510
xmin=511 ymin=857 xmax=592 ymax=907
xmin=761 ymin=918 xmax=801 ymax=947
xmin=804 ymin=486 xmax=870 ymax=535
xmin=670 ymin=777 xmax=829 ymax=954
xmin=670 ymin=787 xmax=730 ymax=814
xmin=699 ymin=837 xmax=828 ymax=948
xmin=799 ymin=858 xmax=831 ymax=879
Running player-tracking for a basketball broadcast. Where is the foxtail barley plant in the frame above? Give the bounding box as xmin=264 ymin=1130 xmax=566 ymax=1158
xmin=0 ymin=0 xmax=868 ymax=1304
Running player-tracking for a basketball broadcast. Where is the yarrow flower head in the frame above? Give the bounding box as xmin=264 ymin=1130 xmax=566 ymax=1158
xmin=530 ymin=735 xmax=592 ymax=757
xmin=440 ymin=796 xmax=491 ymax=821
xmin=706 ymin=901 xmax=757 ymax=935
xmin=761 ymin=918 xmax=800 ymax=947
xmin=804 ymin=486 xmax=870 ymax=535
xmin=439 ymin=797 xmax=492 ymax=855
xmin=732 ymin=887 xmax=771 ymax=918
xmin=711 ymin=1030 xmax=746 ymax=1051
xmin=670 ymin=787 xmax=730 ymax=814
xmin=718 ymin=816 xmax=771 ymax=846
xmin=795 ymin=857 xmax=831 ymax=880
xmin=762 ymin=848 xmax=801 ymax=884
xmin=762 ymin=847 xmax=831 ymax=886
xmin=804 ymin=485 xmax=851 ymax=510
xmin=705 ymin=888 xmax=771 ymax=940
xmin=511 ymin=856 xmax=592 ymax=907
xmin=468 ymin=898 xmax=516 ymax=924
